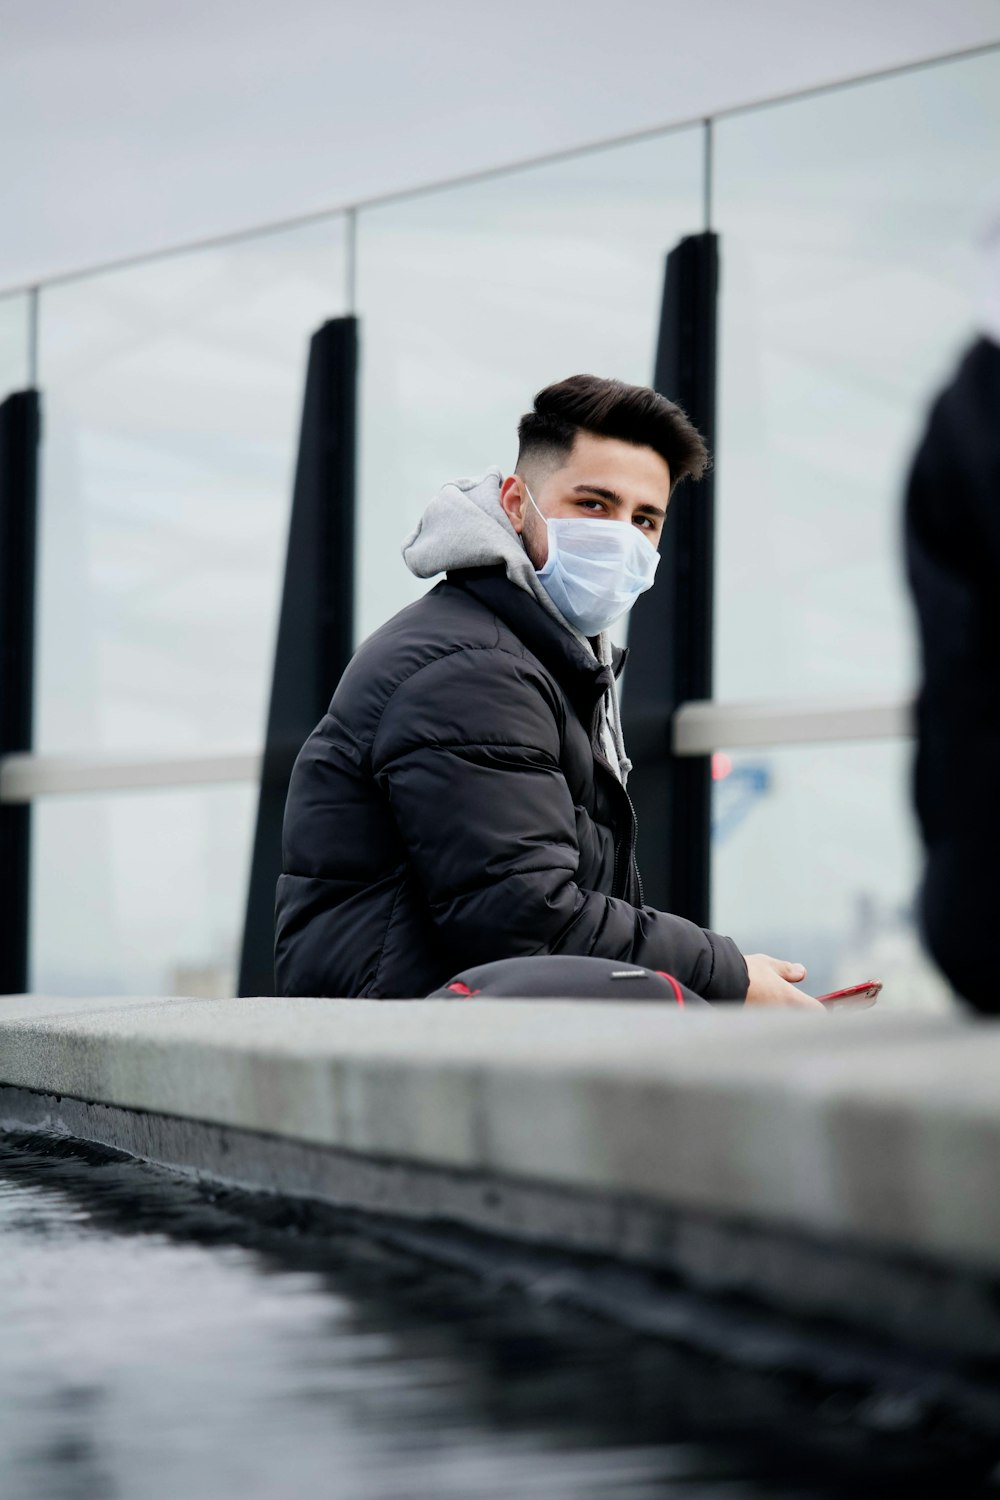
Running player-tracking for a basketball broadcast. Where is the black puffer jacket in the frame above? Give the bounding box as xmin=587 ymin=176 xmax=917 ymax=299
xmin=275 ymin=566 xmax=749 ymax=1000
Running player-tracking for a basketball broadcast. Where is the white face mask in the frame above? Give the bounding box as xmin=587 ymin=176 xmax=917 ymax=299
xmin=523 ymin=483 xmax=660 ymax=636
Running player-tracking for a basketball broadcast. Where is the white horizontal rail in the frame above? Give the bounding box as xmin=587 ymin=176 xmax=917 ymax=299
xmin=0 ymin=701 xmax=914 ymax=800
xmin=0 ymin=750 xmax=262 ymax=803
xmin=673 ymin=698 xmax=913 ymax=755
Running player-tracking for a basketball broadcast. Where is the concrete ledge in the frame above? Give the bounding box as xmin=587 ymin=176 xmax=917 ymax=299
xmin=4 ymin=992 xmax=1000 ymax=1366
xmin=1 ymin=993 xmax=996 ymax=1273
xmin=6 ymin=1074 xmax=1000 ymax=1368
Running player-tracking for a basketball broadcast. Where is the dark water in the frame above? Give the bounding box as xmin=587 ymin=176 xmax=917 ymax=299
xmin=0 ymin=1133 xmax=997 ymax=1500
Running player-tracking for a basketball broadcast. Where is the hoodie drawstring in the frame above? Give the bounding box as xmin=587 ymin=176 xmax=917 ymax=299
xmin=596 ymin=634 xmax=632 ymax=785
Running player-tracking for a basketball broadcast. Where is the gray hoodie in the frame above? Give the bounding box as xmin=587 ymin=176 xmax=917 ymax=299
xmin=402 ymin=468 xmax=632 ymax=782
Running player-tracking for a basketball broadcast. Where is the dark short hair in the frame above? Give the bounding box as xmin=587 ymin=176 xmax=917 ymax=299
xmin=516 ymin=374 xmax=708 ymax=492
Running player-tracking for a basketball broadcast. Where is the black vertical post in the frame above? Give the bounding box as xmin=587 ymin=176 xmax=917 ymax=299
xmin=238 ymin=317 xmax=358 ymax=996
xmin=621 ymin=232 xmax=718 ymax=925
xmin=0 ymin=390 xmax=41 ymax=993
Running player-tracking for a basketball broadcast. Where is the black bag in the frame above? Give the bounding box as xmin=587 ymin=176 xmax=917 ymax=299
xmin=427 ymin=954 xmax=708 ymax=1005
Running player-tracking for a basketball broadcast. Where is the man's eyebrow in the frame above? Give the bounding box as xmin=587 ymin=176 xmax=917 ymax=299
xmin=571 ymin=484 xmax=666 ymax=519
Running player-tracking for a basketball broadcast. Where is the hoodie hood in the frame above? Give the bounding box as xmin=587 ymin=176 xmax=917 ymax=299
xmin=402 ymin=467 xmax=581 ymax=638
xmin=402 ymin=468 xmax=633 ymax=782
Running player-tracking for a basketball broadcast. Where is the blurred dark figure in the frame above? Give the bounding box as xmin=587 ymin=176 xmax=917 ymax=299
xmin=905 ymin=272 xmax=1000 ymax=1010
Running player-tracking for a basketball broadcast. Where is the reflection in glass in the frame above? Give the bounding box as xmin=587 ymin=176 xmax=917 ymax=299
xmin=0 ymin=293 xmax=29 ymax=396
xmin=30 ymin=784 xmax=256 ymax=996
xmin=714 ymin=50 xmax=1000 ymax=702
xmin=710 ymin=740 xmax=955 ymax=1012
xmin=35 ymin=221 xmax=348 ymax=756
xmin=355 ymin=129 xmax=705 ymax=642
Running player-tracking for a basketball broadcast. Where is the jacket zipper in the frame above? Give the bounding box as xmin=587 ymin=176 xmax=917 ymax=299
xmin=596 ymin=757 xmax=639 ymax=904
xmin=591 ymin=688 xmax=638 ymax=904
xmin=624 ymin=785 xmax=643 ymax=906
xmin=593 ymin=745 xmax=629 ymax=901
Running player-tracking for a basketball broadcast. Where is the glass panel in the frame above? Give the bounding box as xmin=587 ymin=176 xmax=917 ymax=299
xmin=710 ymin=740 xmax=956 ymax=1013
xmin=355 ymin=128 xmax=704 ymax=642
xmin=30 ymin=784 xmax=255 ymax=996
xmin=714 ymin=50 xmax=1000 ymax=702
xmin=35 ymin=220 xmax=348 ymax=755
xmin=0 ymin=292 xmax=29 ymax=395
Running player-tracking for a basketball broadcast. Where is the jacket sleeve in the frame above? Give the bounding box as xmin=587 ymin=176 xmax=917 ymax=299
xmin=371 ymin=645 xmax=748 ymax=1000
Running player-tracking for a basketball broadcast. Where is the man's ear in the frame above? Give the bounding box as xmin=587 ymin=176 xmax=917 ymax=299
xmin=499 ymin=475 xmax=527 ymax=534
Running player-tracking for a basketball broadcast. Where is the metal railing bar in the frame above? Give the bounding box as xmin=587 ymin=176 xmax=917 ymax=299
xmin=673 ymin=697 xmax=913 ymax=755
xmin=702 ymin=118 xmax=713 ymax=232
xmin=345 ymin=207 xmax=357 ymax=315
xmin=27 ymin=289 xmax=39 ymax=387
xmin=1 ymin=38 xmax=997 ymax=300
xmin=0 ymin=750 xmax=262 ymax=803
xmin=0 ymin=697 xmax=916 ymax=798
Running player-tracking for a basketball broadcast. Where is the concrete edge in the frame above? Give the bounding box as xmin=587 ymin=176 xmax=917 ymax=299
xmin=4 ymin=1081 xmax=1000 ymax=1368
xmin=1 ymin=997 xmax=996 ymax=1272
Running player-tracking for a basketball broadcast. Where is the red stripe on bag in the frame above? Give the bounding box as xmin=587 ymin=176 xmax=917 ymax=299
xmin=655 ymin=971 xmax=685 ymax=1008
xmin=446 ymin=981 xmax=481 ymax=997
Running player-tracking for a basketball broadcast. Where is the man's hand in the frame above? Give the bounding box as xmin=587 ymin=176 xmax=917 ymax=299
xmin=742 ymin=953 xmax=825 ymax=1010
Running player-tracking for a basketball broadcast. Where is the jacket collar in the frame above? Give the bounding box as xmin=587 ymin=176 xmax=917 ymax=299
xmin=449 ymin=566 xmax=613 ymax=719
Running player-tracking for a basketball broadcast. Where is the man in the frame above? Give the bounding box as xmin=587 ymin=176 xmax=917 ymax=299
xmin=275 ymin=374 xmax=818 ymax=1008
xmin=905 ymin=227 xmax=1000 ymax=1012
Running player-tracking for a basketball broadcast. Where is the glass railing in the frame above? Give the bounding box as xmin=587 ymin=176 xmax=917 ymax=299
xmin=710 ymin=48 xmax=1000 ymax=1005
xmin=1 ymin=44 xmax=995 ymax=998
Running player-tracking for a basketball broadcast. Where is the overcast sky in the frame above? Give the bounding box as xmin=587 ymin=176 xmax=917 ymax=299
xmin=3 ymin=0 xmax=1000 ymax=290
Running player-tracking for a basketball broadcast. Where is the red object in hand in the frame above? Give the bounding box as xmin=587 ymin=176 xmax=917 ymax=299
xmin=816 ymin=980 xmax=882 ymax=1009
